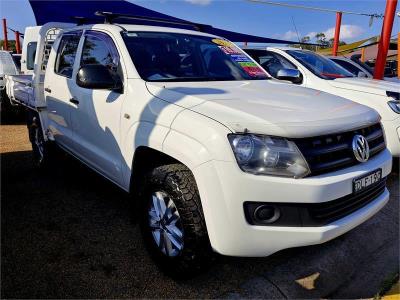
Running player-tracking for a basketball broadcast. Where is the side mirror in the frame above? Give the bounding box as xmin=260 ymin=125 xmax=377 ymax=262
xmin=357 ymin=71 xmax=368 ymax=78
xmin=276 ymin=68 xmax=302 ymax=84
xmin=77 ymin=64 xmax=122 ymax=91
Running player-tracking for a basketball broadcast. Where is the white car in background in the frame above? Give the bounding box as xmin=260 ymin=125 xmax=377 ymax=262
xmin=0 ymin=51 xmax=19 ymax=91
xmin=328 ymin=55 xmax=400 ymax=83
xmin=0 ymin=50 xmax=20 ymax=110
xmin=244 ymin=47 xmax=400 ymax=157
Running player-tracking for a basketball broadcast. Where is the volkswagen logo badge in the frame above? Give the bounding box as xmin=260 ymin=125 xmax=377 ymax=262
xmin=352 ymin=135 xmax=369 ymax=162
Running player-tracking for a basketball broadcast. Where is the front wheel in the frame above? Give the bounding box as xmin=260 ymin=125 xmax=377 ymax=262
xmin=139 ymin=164 xmax=213 ymax=278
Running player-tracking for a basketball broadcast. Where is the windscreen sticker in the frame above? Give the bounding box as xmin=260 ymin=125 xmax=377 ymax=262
xmin=230 ymin=54 xmax=252 ymax=62
xmin=241 ymin=65 xmax=267 ymax=77
xmin=219 ymin=45 xmax=242 ymax=55
xmin=214 ymin=41 xmax=267 ymax=77
xmin=230 ymin=54 xmax=266 ymax=77
xmin=212 ymin=38 xmax=234 ymax=47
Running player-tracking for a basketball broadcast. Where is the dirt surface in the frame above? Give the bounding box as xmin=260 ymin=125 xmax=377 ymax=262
xmin=1 ymin=122 xmax=399 ymax=299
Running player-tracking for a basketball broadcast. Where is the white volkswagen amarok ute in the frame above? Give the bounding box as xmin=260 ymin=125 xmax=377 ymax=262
xmin=7 ymin=17 xmax=392 ymax=278
xmin=244 ymin=47 xmax=400 ymax=158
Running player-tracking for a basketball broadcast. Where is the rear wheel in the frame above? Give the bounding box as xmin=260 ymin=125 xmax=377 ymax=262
xmin=27 ymin=111 xmax=53 ymax=168
xmin=139 ymin=164 xmax=213 ymax=278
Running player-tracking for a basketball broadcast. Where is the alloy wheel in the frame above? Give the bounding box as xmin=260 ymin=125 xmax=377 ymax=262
xmin=148 ymin=191 xmax=184 ymax=257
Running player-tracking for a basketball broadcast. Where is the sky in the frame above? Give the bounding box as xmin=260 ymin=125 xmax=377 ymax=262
xmin=1 ymin=0 xmax=399 ymax=44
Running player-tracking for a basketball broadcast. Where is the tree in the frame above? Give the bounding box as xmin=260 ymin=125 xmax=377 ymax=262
xmin=300 ymin=36 xmax=316 ymax=50
xmin=288 ymin=34 xmax=346 ymax=52
xmin=328 ymin=38 xmax=347 ymax=48
xmin=289 ymin=36 xmax=316 ymax=51
xmin=0 ymin=40 xmax=16 ymax=52
xmin=315 ymin=33 xmax=329 ymax=48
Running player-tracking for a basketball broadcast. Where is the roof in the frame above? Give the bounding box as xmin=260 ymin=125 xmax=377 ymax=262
xmin=243 ymin=46 xmax=296 ymax=51
xmin=96 ymin=24 xmax=218 ymax=38
xmin=267 ymin=46 xmax=296 ymax=51
xmin=326 ymin=56 xmax=348 ymax=60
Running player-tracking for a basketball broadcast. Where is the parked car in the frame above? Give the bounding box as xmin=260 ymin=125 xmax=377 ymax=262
xmin=0 ymin=50 xmax=20 ymax=111
xmin=328 ymin=54 xmax=400 ymax=83
xmin=7 ymin=19 xmax=392 ymax=278
xmin=0 ymin=51 xmax=19 ymax=91
xmin=363 ymin=59 xmax=398 ymax=80
xmin=244 ymin=47 xmax=400 ymax=158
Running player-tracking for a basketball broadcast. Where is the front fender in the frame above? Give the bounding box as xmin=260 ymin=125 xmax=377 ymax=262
xmin=163 ymin=108 xmax=234 ymax=168
xmin=121 ymin=121 xmax=171 ymax=189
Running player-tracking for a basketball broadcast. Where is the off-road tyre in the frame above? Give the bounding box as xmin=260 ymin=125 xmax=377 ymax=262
xmin=139 ymin=163 xmax=213 ymax=278
xmin=27 ymin=110 xmax=55 ymax=169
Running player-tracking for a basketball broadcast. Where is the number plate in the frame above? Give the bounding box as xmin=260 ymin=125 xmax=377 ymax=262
xmin=353 ymin=169 xmax=382 ymax=193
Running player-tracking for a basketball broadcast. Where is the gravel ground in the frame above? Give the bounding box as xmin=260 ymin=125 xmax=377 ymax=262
xmin=1 ymin=121 xmax=399 ymax=299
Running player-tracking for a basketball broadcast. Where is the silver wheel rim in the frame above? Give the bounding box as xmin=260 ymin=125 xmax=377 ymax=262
xmin=34 ymin=128 xmax=44 ymax=162
xmin=148 ymin=191 xmax=184 ymax=257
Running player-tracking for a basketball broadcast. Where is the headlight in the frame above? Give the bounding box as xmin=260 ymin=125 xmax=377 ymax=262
xmin=388 ymin=100 xmax=400 ymax=114
xmin=228 ymin=134 xmax=310 ymax=178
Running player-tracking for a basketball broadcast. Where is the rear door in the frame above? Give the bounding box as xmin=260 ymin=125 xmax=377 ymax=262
xmin=44 ymin=30 xmax=82 ymax=149
xmin=68 ymin=30 xmax=126 ymax=184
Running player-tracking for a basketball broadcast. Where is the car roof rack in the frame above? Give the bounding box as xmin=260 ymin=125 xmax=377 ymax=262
xmin=71 ymin=16 xmax=88 ymax=26
xmin=94 ymin=11 xmax=212 ymax=32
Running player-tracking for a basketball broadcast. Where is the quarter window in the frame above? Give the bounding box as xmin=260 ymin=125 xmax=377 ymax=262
xmin=54 ymin=32 xmax=81 ymax=78
xmin=26 ymin=42 xmax=37 ymax=70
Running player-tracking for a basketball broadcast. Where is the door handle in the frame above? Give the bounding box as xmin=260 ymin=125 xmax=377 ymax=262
xmin=45 ymin=87 xmax=51 ymax=93
xmin=70 ymin=97 xmax=79 ymax=105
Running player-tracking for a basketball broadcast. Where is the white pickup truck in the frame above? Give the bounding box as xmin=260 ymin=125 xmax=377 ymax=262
xmin=244 ymin=47 xmax=400 ymax=158
xmin=6 ymin=17 xmax=392 ymax=278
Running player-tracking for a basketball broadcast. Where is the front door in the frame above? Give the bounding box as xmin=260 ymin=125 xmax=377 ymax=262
xmin=69 ymin=30 xmax=126 ymax=185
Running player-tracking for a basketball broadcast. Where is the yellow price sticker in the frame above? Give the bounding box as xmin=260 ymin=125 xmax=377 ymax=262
xmin=212 ymin=38 xmax=233 ymax=47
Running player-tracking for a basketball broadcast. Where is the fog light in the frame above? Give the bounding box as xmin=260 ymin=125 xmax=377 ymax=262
xmin=254 ymin=205 xmax=280 ymax=224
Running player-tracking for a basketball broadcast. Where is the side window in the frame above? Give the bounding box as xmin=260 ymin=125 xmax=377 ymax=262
xmin=332 ymin=59 xmax=362 ymax=76
xmin=26 ymin=42 xmax=37 ymax=70
xmin=260 ymin=52 xmax=297 ymax=78
xmin=80 ymin=32 xmax=120 ymax=70
xmin=54 ymin=32 xmax=81 ymax=78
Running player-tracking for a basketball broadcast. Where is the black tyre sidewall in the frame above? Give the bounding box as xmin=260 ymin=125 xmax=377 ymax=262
xmin=139 ymin=165 xmax=212 ymax=278
xmin=27 ymin=113 xmax=49 ymax=168
xmin=30 ymin=123 xmax=45 ymax=167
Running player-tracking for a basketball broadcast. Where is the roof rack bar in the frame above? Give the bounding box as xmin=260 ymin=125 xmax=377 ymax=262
xmin=94 ymin=11 xmax=212 ymax=32
xmin=71 ymin=16 xmax=87 ymax=26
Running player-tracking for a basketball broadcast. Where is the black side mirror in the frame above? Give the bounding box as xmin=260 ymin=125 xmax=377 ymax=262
xmin=77 ymin=64 xmax=122 ymax=91
xmin=357 ymin=71 xmax=368 ymax=78
xmin=276 ymin=68 xmax=302 ymax=84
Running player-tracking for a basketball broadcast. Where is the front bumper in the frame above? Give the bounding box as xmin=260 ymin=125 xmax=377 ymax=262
xmin=193 ymin=149 xmax=392 ymax=257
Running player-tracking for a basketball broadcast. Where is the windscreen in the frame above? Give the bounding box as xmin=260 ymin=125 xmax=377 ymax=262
xmin=352 ymin=58 xmax=374 ymax=75
xmin=122 ymin=32 xmax=269 ymax=82
xmin=286 ymin=50 xmax=354 ymax=80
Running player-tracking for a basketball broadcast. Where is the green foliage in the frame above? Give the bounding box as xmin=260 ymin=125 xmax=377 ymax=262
xmin=288 ymin=33 xmax=346 ymax=52
xmin=0 ymin=39 xmax=17 ymax=52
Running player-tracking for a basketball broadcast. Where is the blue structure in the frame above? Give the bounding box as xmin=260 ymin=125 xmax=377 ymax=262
xmin=28 ymin=0 xmax=301 ymax=44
